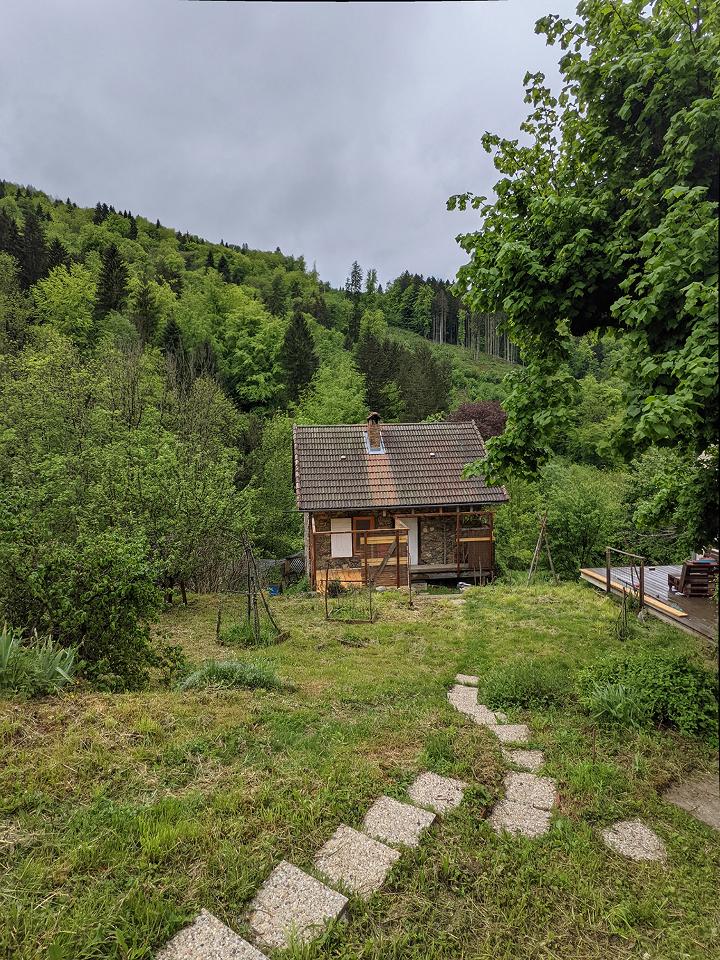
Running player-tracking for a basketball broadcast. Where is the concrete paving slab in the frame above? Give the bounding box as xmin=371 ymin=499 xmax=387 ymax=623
xmin=362 ymin=795 xmax=436 ymax=847
xmin=601 ymin=820 xmax=666 ymax=862
xmin=504 ymin=771 xmax=556 ymax=811
xmin=663 ymin=775 xmax=720 ymax=831
xmin=157 ymin=910 xmax=267 ymax=960
xmin=502 ymin=749 xmax=545 ymax=772
xmin=408 ymin=772 xmax=467 ymax=814
xmin=313 ymin=824 xmax=400 ymax=897
xmin=495 ymin=710 xmax=508 ymax=723
xmin=246 ymin=861 xmax=348 ymax=951
xmin=488 ymin=799 xmax=552 ymax=838
xmin=471 ymin=705 xmax=499 ymax=725
xmin=455 ymin=674 xmax=479 ymax=686
xmin=486 ymin=723 xmax=530 ymax=744
xmin=448 ymin=685 xmax=497 ymax=724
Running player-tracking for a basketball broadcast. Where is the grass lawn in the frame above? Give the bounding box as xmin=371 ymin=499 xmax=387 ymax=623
xmin=1 ymin=583 xmax=718 ymax=959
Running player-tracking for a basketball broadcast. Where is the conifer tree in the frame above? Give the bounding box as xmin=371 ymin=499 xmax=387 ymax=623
xmin=94 ymin=242 xmax=129 ymax=320
xmin=47 ymin=237 xmax=69 ymax=271
xmin=128 ymin=216 xmax=138 ymax=240
xmin=0 ymin=211 xmax=21 ymax=260
xmin=131 ymin=278 xmax=161 ymax=345
xmin=18 ymin=208 xmax=48 ymax=289
xmin=205 ymin=249 xmax=215 ymax=270
xmin=217 ymin=253 xmax=231 ymax=282
xmin=0 ymin=181 xmax=5 ymax=198
xmin=280 ymin=307 xmax=318 ymax=400
xmin=266 ymin=270 xmax=286 ymax=315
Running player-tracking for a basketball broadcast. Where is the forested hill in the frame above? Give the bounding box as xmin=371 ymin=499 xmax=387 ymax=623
xmin=0 ymin=179 xmax=514 ymax=622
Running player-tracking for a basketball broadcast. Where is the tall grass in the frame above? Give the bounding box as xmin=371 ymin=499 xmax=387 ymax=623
xmin=0 ymin=624 xmax=78 ymax=697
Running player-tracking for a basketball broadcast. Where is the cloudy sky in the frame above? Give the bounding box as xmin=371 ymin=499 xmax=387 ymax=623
xmin=1 ymin=0 xmax=579 ymax=288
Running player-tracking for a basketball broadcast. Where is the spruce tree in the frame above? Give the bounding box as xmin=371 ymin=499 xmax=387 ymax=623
xmin=205 ymin=249 xmax=215 ymax=270
xmin=131 ymin=278 xmax=161 ymax=345
xmin=266 ymin=270 xmax=286 ymax=315
xmin=280 ymin=308 xmax=318 ymax=400
xmin=94 ymin=242 xmax=129 ymax=320
xmin=217 ymin=253 xmax=231 ymax=282
xmin=18 ymin=208 xmax=48 ymax=289
xmin=0 ymin=180 xmax=5 ymax=198
xmin=128 ymin=216 xmax=138 ymax=240
xmin=47 ymin=237 xmax=69 ymax=270
xmin=0 ymin=211 xmax=21 ymax=260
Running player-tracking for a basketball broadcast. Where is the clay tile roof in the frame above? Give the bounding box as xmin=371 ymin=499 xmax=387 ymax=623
xmin=292 ymin=421 xmax=509 ymax=511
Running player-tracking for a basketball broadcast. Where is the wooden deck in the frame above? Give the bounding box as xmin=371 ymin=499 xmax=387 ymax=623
xmin=580 ymin=565 xmax=718 ymax=641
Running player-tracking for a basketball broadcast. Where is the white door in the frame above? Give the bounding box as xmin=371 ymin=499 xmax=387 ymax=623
xmin=397 ymin=517 xmax=419 ymax=566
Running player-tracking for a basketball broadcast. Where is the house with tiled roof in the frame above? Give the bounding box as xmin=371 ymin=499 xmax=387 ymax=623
xmin=292 ymin=413 xmax=509 ymax=591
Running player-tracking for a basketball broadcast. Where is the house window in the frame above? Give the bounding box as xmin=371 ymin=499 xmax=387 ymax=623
xmin=330 ymin=518 xmax=353 ymax=558
xmin=352 ymin=516 xmax=375 ymax=554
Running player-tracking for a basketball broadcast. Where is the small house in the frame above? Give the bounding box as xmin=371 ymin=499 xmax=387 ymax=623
xmin=292 ymin=413 xmax=509 ymax=590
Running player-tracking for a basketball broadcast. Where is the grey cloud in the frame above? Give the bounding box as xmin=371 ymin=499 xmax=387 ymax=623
xmin=0 ymin=0 xmax=579 ymax=286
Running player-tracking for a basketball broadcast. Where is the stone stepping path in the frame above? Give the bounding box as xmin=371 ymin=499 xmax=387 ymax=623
xmin=156 ymin=909 xmax=268 ymax=960
xmin=363 ymin=795 xmax=437 ymax=847
xmin=488 ymin=771 xmax=557 ymax=839
xmin=314 ymin=825 xmax=400 ymax=897
xmin=247 ymin=860 xmax=348 ymax=951
xmin=663 ymin=773 xmax=720 ymax=830
xmin=601 ymin=820 xmax=667 ymax=862
xmin=502 ymin=748 xmax=545 ymax=772
xmin=408 ymin=771 xmax=467 ymax=814
xmin=448 ymin=676 xmax=554 ymax=839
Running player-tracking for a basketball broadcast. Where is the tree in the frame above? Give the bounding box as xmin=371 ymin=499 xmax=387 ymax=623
xmin=205 ymin=249 xmax=215 ymax=270
xmin=344 ymin=260 xmax=363 ymax=345
xmin=365 ymin=267 xmax=378 ymax=295
xmin=47 ymin=237 xmax=69 ymax=270
xmin=265 ymin=269 xmax=286 ymax=316
xmin=217 ymin=253 xmax=231 ymax=282
xmin=280 ymin=307 xmax=318 ymax=400
xmin=446 ymin=401 xmax=507 ymax=439
xmin=131 ymin=278 xmax=162 ymax=346
xmin=18 ymin=207 xmax=48 ymax=289
xmin=94 ymin=242 xmax=129 ymax=320
xmin=128 ymin=215 xmax=138 ymax=240
xmin=0 ymin=210 xmax=21 ymax=260
xmin=34 ymin=263 xmax=97 ymax=346
xmin=451 ymin=0 xmax=719 ymax=506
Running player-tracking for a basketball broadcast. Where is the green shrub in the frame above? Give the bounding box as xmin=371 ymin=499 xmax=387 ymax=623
xmin=0 ymin=625 xmax=78 ymax=697
xmin=578 ymin=651 xmax=718 ymax=739
xmin=220 ymin=620 xmax=277 ymax=648
xmin=480 ymin=658 xmax=572 ymax=709
xmin=177 ymin=659 xmax=281 ymax=691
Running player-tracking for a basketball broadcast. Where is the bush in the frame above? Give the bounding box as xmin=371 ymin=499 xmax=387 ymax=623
xmin=480 ymin=658 xmax=572 ymax=709
xmin=0 ymin=625 xmax=78 ymax=697
xmin=177 ymin=659 xmax=281 ymax=691
xmin=578 ymin=651 xmax=718 ymax=739
xmin=220 ymin=621 xmax=277 ymax=648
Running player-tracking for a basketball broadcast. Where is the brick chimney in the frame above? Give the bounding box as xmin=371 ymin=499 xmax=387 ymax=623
xmin=366 ymin=411 xmax=383 ymax=451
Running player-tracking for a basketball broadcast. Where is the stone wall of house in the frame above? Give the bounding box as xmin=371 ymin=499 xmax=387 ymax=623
xmin=418 ymin=517 xmax=458 ymax=565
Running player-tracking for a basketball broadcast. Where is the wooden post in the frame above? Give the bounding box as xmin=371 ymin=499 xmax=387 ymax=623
xmin=456 ymin=510 xmax=461 ymax=577
xmin=605 ymin=548 xmax=611 ymax=593
xmin=395 ymin=530 xmax=400 ymax=587
xmin=324 ymin=563 xmax=329 ymax=620
xmin=639 ymin=558 xmax=645 ymax=610
xmin=364 ymin=532 xmax=368 ymax=586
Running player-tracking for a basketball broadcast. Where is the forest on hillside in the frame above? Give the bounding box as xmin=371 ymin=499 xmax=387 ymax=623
xmin=0 ymin=0 xmax=717 ymax=694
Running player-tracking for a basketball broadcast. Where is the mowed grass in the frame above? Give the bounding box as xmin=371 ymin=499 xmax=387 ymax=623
xmin=1 ymin=584 xmax=718 ymax=959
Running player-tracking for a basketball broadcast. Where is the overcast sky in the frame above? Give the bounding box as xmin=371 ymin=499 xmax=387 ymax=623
xmin=0 ymin=0 xmax=579 ymax=288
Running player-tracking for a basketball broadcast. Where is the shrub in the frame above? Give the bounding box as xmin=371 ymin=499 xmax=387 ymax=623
xmin=480 ymin=658 xmax=572 ymax=709
xmin=578 ymin=651 xmax=718 ymax=739
xmin=177 ymin=659 xmax=281 ymax=691
xmin=0 ymin=625 xmax=78 ymax=697
xmin=220 ymin=621 xmax=277 ymax=648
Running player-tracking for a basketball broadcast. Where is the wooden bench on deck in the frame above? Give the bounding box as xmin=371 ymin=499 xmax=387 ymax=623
xmin=668 ymin=560 xmax=718 ymax=598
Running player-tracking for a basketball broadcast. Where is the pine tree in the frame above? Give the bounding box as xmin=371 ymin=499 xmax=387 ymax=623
xmin=47 ymin=237 xmax=69 ymax=270
xmin=101 ymin=203 xmax=109 ymax=220
xmin=344 ymin=261 xmax=363 ymax=346
xmin=131 ymin=278 xmax=161 ymax=345
xmin=128 ymin=215 xmax=138 ymax=240
xmin=217 ymin=253 xmax=231 ymax=282
xmin=94 ymin=242 xmax=129 ymax=320
xmin=280 ymin=308 xmax=318 ymax=400
xmin=18 ymin=208 xmax=48 ymax=289
xmin=0 ymin=181 xmax=5 ymax=198
xmin=205 ymin=249 xmax=215 ymax=270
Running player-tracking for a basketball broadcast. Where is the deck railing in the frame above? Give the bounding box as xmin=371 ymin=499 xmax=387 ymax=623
xmin=605 ymin=547 xmax=645 ymax=610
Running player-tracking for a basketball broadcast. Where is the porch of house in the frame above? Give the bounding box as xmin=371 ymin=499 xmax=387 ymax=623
xmin=309 ymin=507 xmax=496 ymax=591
